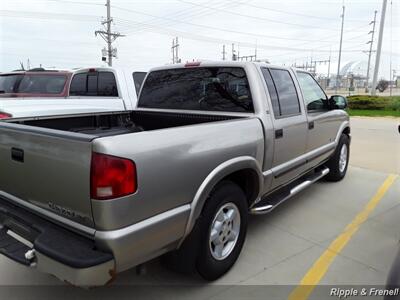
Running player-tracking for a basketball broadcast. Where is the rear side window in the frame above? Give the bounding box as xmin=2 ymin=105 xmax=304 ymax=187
xmin=70 ymin=71 xmax=118 ymax=97
xmin=98 ymin=72 xmax=118 ymax=96
xmin=261 ymin=69 xmax=280 ymax=117
xmin=0 ymin=75 xmax=23 ymax=93
xmin=132 ymin=72 xmax=146 ymax=96
xmin=263 ymin=68 xmax=300 ymax=117
xmin=69 ymin=73 xmax=86 ymax=95
xmin=139 ymin=67 xmax=253 ymax=112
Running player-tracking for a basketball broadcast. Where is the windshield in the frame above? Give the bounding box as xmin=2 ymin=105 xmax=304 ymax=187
xmin=139 ymin=67 xmax=253 ymax=112
xmin=0 ymin=74 xmax=67 ymax=95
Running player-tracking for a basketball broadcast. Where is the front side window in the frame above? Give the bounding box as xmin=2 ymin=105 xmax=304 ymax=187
xmin=296 ymin=72 xmax=328 ymax=111
xmin=139 ymin=67 xmax=253 ymax=113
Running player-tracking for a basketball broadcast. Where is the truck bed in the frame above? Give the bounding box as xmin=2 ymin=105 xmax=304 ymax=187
xmin=0 ymin=110 xmax=249 ymax=231
xmin=7 ymin=110 xmax=242 ymax=138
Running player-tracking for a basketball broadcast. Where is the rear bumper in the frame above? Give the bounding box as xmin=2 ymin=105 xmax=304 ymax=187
xmin=0 ymin=197 xmax=115 ymax=286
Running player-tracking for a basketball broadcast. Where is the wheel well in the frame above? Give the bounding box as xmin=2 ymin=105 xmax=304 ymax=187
xmin=343 ymin=126 xmax=350 ymax=136
xmin=222 ymin=168 xmax=260 ymax=206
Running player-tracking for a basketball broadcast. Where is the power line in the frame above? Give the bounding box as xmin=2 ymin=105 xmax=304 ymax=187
xmin=111 ymin=6 xmax=335 ymax=43
xmin=228 ymin=0 xmax=371 ymax=23
xmin=0 ymin=9 xmax=100 ymax=22
xmin=115 ymin=17 xmax=366 ymax=53
xmin=176 ymin=0 xmax=341 ymax=31
xmin=123 ymin=0 xmax=245 ymax=35
xmin=41 ymin=0 xmax=104 ymax=6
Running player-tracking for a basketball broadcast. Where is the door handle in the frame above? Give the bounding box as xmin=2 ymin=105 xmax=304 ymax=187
xmin=308 ymin=121 xmax=315 ymax=130
xmin=275 ymin=129 xmax=283 ymax=139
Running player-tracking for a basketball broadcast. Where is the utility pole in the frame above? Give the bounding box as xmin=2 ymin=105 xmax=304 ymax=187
xmin=95 ymin=0 xmax=124 ymax=66
xmin=371 ymin=0 xmax=387 ymax=96
xmin=171 ymin=37 xmax=180 ymax=64
xmin=365 ymin=10 xmax=377 ymax=92
xmin=172 ymin=39 xmax=175 ymax=63
xmin=231 ymin=43 xmax=237 ymax=61
xmin=336 ymin=5 xmax=345 ymax=93
xmin=327 ymin=49 xmax=331 ymax=85
xmin=222 ymin=45 xmax=226 ymax=60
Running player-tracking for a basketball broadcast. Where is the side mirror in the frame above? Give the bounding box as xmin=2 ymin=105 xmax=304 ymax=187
xmin=329 ymin=95 xmax=348 ymax=110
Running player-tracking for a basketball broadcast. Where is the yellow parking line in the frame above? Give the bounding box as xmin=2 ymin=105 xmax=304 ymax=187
xmin=288 ymin=174 xmax=398 ymax=300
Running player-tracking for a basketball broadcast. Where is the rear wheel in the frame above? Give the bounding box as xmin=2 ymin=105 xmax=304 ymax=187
xmin=325 ymin=134 xmax=350 ymax=181
xmin=164 ymin=181 xmax=248 ymax=281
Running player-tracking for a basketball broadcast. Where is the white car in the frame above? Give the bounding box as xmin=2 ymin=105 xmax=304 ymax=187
xmin=0 ymin=67 xmax=146 ymax=119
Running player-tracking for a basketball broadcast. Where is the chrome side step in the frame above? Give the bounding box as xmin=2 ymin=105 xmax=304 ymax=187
xmin=250 ymin=167 xmax=329 ymax=215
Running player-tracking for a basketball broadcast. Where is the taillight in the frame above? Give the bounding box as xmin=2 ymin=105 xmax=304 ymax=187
xmin=91 ymin=152 xmax=137 ymax=200
xmin=184 ymin=61 xmax=201 ymax=68
xmin=0 ymin=112 xmax=12 ymax=119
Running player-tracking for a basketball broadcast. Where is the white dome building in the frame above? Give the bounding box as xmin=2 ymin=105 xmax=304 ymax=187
xmin=339 ymin=61 xmax=369 ymax=77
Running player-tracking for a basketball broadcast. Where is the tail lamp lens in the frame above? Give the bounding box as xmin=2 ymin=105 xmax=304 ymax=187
xmin=91 ymin=152 xmax=137 ymax=200
xmin=0 ymin=112 xmax=12 ymax=119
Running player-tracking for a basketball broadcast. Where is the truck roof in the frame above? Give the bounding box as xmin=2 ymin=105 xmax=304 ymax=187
xmin=1 ymin=70 xmax=71 ymax=76
xmin=148 ymin=61 xmax=310 ymax=75
xmin=71 ymin=66 xmax=147 ymax=75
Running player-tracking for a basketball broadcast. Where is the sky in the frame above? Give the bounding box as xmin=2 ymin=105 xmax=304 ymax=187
xmin=0 ymin=0 xmax=399 ymax=79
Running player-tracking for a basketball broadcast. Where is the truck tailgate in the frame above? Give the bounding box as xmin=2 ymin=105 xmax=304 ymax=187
xmin=0 ymin=123 xmax=95 ymax=228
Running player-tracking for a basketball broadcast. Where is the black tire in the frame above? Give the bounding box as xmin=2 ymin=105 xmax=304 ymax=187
xmin=325 ymin=134 xmax=350 ymax=181
xmin=163 ymin=181 xmax=248 ymax=281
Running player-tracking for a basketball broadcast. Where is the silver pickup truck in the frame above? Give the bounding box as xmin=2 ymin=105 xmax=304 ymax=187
xmin=0 ymin=61 xmax=350 ymax=286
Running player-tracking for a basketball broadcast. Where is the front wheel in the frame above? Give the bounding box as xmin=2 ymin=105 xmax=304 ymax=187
xmin=325 ymin=134 xmax=350 ymax=181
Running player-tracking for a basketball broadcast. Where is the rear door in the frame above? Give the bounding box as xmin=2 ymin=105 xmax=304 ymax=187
xmin=0 ymin=123 xmax=95 ymax=227
xmin=261 ymin=67 xmax=308 ymax=188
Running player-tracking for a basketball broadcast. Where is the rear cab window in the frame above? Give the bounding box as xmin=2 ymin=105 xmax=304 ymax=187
xmin=0 ymin=74 xmax=67 ymax=95
xmin=138 ymin=67 xmax=254 ymax=113
xmin=70 ymin=71 xmax=118 ymax=97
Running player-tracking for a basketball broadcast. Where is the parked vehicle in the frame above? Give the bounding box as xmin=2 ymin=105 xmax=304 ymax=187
xmin=0 ymin=67 xmax=146 ymax=119
xmin=385 ymin=249 xmax=400 ymax=299
xmin=0 ymin=68 xmax=72 ymax=99
xmin=0 ymin=61 xmax=350 ymax=286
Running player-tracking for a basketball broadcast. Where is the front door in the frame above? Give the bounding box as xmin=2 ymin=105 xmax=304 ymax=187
xmin=295 ymin=71 xmax=338 ymax=169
